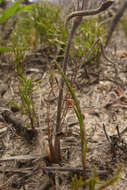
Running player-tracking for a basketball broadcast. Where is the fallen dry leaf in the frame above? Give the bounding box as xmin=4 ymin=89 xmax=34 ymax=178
xmin=120 ymin=96 xmax=127 ymax=103
xmin=114 ymin=87 xmax=123 ymax=96
xmin=120 ymin=52 xmax=127 ymax=58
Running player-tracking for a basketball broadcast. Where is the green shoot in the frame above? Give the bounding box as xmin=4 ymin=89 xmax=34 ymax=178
xmin=10 ymin=49 xmax=38 ymax=132
xmin=55 ymin=60 xmax=87 ymax=173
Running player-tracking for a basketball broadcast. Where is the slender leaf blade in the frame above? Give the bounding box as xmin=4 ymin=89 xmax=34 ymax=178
xmin=0 ymin=1 xmax=21 ymax=23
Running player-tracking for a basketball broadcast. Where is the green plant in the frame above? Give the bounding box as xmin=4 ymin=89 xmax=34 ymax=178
xmin=10 ymin=49 xmax=38 ymax=132
xmin=0 ymin=0 xmax=35 ymax=51
xmin=71 ymin=175 xmax=85 ymax=190
xmin=55 ymin=60 xmax=87 ymax=171
xmin=0 ymin=1 xmax=20 ymax=23
xmin=71 ymin=165 xmax=122 ymax=190
xmin=17 ymin=76 xmax=37 ymax=131
xmin=10 ymin=1 xmax=67 ymax=51
xmin=72 ymin=18 xmax=105 ymax=64
xmin=30 ymin=2 xmax=60 ymax=40
xmin=0 ymin=0 xmax=35 ymax=24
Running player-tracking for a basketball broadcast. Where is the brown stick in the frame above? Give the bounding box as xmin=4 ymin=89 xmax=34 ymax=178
xmin=65 ymin=1 xmax=114 ymax=33
xmin=2 ymin=110 xmax=37 ymax=141
xmin=105 ymin=1 xmax=127 ymax=46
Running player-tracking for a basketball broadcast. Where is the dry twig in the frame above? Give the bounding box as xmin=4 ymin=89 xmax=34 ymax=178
xmin=106 ymin=0 xmax=127 ymax=46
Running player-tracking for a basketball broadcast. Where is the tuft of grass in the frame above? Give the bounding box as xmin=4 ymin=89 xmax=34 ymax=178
xmin=72 ymin=18 xmax=106 ymax=64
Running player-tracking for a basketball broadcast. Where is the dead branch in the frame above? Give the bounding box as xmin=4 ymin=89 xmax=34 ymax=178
xmin=106 ymin=1 xmax=127 ymax=46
